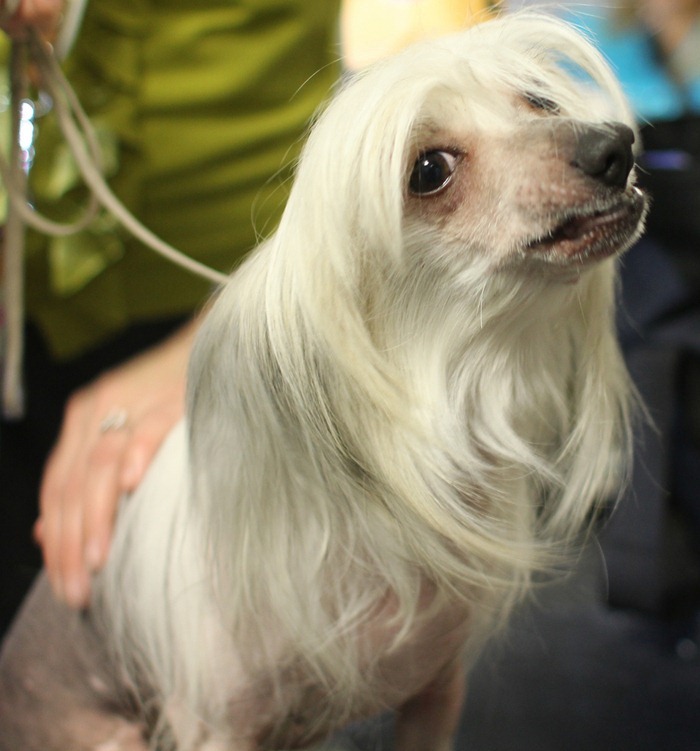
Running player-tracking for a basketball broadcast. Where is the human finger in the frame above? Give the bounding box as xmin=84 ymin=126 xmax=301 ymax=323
xmin=119 ymin=400 xmax=183 ymax=490
xmin=38 ymin=390 xmax=95 ymax=603
xmin=1 ymin=0 xmax=63 ymax=38
xmin=82 ymin=427 xmax=134 ymax=569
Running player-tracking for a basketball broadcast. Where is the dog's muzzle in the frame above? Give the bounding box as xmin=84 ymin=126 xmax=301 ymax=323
xmin=522 ymin=119 xmax=648 ymax=266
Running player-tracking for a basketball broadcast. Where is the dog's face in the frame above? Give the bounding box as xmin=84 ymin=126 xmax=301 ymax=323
xmin=404 ymin=93 xmax=647 ymax=282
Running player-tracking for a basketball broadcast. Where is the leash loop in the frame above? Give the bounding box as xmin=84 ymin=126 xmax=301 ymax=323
xmin=1 ymin=29 xmax=228 ymax=418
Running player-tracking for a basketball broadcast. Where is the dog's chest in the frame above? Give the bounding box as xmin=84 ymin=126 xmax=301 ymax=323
xmin=225 ymin=597 xmax=470 ymax=748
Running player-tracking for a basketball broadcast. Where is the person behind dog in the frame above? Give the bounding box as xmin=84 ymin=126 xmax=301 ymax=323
xmin=563 ymin=0 xmax=700 ymax=615
xmin=0 ymin=0 xmax=342 ymax=634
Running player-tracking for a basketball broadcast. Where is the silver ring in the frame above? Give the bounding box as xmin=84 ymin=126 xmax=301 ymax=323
xmin=99 ymin=408 xmax=129 ymax=434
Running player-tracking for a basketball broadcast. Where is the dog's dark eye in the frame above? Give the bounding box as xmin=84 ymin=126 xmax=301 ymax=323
xmin=409 ymin=150 xmax=458 ymax=195
xmin=524 ymin=92 xmax=560 ymax=114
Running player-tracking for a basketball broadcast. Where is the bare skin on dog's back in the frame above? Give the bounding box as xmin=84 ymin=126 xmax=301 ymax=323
xmin=0 ymin=575 xmax=146 ymax=751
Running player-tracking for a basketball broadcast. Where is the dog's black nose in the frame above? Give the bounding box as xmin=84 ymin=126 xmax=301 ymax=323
xmin=572 ymin=122 xmax=635 ymax=188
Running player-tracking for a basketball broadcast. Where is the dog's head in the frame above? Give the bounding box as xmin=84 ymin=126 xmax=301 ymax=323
xmin=281 ymin=13 xmax=647 ymax=292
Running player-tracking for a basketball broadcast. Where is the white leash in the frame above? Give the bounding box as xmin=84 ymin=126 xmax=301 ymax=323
xmin=1 ymin=28 xmax=228 ymax=418
xmin=1 ymin=38 xmax=29 ymax=418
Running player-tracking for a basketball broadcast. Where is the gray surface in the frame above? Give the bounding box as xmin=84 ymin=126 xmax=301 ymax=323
xmin=332 ymin=545 xmax=700 ymax=751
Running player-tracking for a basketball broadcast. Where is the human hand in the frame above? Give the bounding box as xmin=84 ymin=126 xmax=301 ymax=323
xmin=35 ymin=319 xmax=200 ymax=608
xmin=1 ymin=0 xmax=64 ymax=40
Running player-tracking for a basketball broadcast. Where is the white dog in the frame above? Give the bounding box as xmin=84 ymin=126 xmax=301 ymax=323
xmin=0 ymin=14 xmax=647 ymax=751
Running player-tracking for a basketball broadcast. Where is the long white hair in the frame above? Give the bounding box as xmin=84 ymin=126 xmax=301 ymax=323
xmin=96 ymin=14 xmax=636 ymax=747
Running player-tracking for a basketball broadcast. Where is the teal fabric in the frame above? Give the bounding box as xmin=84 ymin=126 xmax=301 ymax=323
xmin=566 ymin=10 xmax=700 ymax=122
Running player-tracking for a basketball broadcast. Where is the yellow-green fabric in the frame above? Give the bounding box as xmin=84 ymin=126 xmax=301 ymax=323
xmin=23 ymin=0 xmax=341 ymax=359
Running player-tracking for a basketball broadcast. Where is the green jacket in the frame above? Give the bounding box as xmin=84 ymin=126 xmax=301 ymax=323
xmin=23 ymin=0 xmax=340 ymax=358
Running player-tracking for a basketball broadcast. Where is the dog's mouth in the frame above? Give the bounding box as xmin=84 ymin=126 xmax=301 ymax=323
xmin=524 ymin=187 xmax=647 ymax=265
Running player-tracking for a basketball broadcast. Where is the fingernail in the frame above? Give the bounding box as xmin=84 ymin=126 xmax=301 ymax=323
xmin=122 ymin=455 xmax=145 ymax=490
xmin=64 ymin=576 xmax=89 ymax=609
xmin=85 ymin=540 xmax=105 ymax=572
